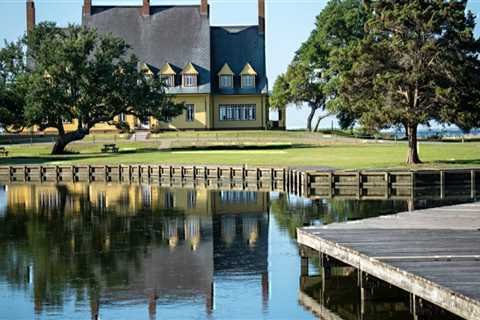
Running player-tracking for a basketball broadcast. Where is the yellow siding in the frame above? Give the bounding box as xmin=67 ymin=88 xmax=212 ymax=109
xmin=156 ymin=94 xmax=211 ymax=130
xmin=212 ymin=95 xmax=267 ymax=129
xmin=23 ymin=93 xmax=271 ymax=133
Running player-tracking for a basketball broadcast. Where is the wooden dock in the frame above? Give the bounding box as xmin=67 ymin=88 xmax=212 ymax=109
xmin=297 ymin=201 xmax=480 ymax=320
xmin=0 ymin=165 xmax=478 ymax=202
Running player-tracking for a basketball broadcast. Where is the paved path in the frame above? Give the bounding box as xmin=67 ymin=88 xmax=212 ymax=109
xmin=298 ymin=201 xmax=480 ymax=320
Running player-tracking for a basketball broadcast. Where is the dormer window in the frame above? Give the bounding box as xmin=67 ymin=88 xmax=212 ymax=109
xmin=220 ymin=75 xmax=233 ymax=88
xmin=181 ymin=63 xmax=199 ymax=88
xmin=159 ymin=63 xmax=177 ymax=88
xmin=162 ymin=75 xmax=175 ymax=87
xmin=140 ymin=62 xmax=154 ymax=78
xmin=183 ymin=74 xmax=197 ymax=87
xmin=240 ymin=63 xmax=257 ymax=88
xmin=218 ymin=63 xmax=234 ymax=89
xmin=241 ymin=75 xmax=255 ymax=88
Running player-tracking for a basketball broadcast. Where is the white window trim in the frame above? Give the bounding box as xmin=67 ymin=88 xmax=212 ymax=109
xmin=182 ymin=74 xmax=198 ymax=87
xmin=186 ymin=104 xmax=195 ymax=122
xmin=241 ymin=75 xmax=255 ymax=88
xmin=219 ymin=104 xmax=256 ymax=121
xmin=219 ymin=75 xmax=233 ymax=88
xmin=161 ymin=75 xmax=175 ymax=87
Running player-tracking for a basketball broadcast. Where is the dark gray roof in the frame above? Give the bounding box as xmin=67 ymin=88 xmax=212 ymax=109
xmin=83 ymin=5 xmax=211 ymax=94
xmin=211 ymin=26 xmax=267 ymax=95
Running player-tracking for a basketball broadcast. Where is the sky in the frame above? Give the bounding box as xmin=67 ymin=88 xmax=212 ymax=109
xmin=1 ymin=0 xmax=480 ymax=129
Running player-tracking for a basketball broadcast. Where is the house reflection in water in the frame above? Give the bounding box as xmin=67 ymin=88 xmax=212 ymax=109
xmin=0 ymin=183 xmax=269 ymax=319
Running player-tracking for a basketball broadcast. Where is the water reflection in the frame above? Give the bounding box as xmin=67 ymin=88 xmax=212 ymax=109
xmin=299 ymin=256 xmax=463 ymax=320
xmin=0 ymin=183 xmax=469 ymax=319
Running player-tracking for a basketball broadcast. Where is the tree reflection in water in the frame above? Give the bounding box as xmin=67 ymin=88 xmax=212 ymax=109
xmin=0 ymin=183 xmax=467 ymax=319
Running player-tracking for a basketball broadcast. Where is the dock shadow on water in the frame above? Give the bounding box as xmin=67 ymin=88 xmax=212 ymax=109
xmin=0 ymin=182 xmax=475 ymax=319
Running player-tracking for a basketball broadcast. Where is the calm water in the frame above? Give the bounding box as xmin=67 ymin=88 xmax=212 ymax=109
xmin=0 ymin=183 xmax=467 ymax=319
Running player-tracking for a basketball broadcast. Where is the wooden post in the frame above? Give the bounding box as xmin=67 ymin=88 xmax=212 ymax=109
xmin=192 ymin=166 xmax=196 ymax=180
xmin=128 ymin=165 xmax=133 ymax=182
xmin=359 ymin=270 xmax=365 ymax=317
xmin=169 ymin=166 xmax=173 ymax=179
xmin=39 ymin=165 xmax=43 ymax=182
xmin=440 ymin=170 xmax=445 ymax=199
xmin=24 ymin=166 xmax=28 ymax=182
xmin=472 ymin=170 xmax=476 ymax=199
xmin=138 ymin=165 xmax=142 ymax=180
xmin=88 ymin=165 xmax=92 ymax=182
xmin=204 ymin=166 xmax=208 ymax=180
xmin=271 ymin=168 xmax=275 ymax=190
xmin=283 ymin=168 xmax=286 ymax=192
xmin=256 ymin=168 xmax=261 ymax=181
xmin=411 ymin=171 xmax=416 ymax=199
xmin=158 ymin=165 xmax=162 ymax=180
xmin=357 ymin=172 xmax=362 ymax=199
xmin=242 ymin=165 xmax=246 ymax=180
xmin=217 ymin=167 xmax=221 ymax=180
xmin=72 ymin=165 xmax=76 ymax=182
xmin=330 ymin=172 xmax=334 ymax=198
xmin=410 ymin=293 xmax=418 ymax=320
xmin=56 ymin=165 xmax=60 ymax=182
xmin=118 ymin=165 xmax=122 ymax=181
xmin=105 ymin=165 xmax=109 ymax=182
xmin=300 ymin=256 xmax=309 ymax=277
xmin=147 ymin=165 xmax=151 ymax=180
xmin=230 ymin=167 xmax=234 ymax=180
xmin=385 ymin=172 xmax=390 ymax=198
xmin=8 ymin=166 xmax=13 ymax=182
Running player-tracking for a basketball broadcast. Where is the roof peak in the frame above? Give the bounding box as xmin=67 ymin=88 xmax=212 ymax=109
xmin=217 ymin=63 xmax=234 ymax=76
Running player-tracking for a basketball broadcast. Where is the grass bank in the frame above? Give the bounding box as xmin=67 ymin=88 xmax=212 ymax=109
xmin=0 ymin=139 xmax=478 ymax=170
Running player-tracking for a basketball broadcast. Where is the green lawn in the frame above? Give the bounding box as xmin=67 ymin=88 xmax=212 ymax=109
xmin=0 ymin=139 xmax=478 ymax=169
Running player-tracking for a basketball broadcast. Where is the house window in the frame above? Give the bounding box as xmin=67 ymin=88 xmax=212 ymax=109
xmin=220 ymin=191 xmax=257 ymax=203
xmin=183 ymin=74 xmax=197 ymax=87
xmin=219 ymin=75 xmax=233 ymax=88
xmin=241 ymin=75 xmax=255 ymax=88
xmin=186 ymin=104 xmax=195 ymax=122
xmin=219 ymin=104 xmax=256 ymax=121
xmin=162 ymin=75 xmax=175 ymax=87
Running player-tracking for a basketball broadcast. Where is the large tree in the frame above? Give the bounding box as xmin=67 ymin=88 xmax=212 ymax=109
xmin=270 ymin=0 xmax=368 ymax=131
xmin=338 ymin=0 xmax=480 ymax=164
xmin=22 ymin=22 xmax=182 ymax=154
xmin=270 ymin=61 xmax=329 ymax=132
xmin=0 ymin=40 xmax=26 ymax=132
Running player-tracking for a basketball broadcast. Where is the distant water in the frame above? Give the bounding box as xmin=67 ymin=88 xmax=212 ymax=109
xmin=279 ymin=106 xmax=480 ymax=137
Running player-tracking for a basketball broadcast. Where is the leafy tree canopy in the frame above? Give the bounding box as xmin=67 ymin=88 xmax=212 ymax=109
xmin=338 ymin=0 xmax=480 ymax=163
xmin=3 ymin=22 xmax=183 ymax=154
xmin=0 ymin=40 xmax=26 ymax=132
xmin=270 ymin=0 xmax=368 ymax=131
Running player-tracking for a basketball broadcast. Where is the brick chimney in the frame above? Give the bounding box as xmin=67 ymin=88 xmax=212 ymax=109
xmin=200 ymin=0 xmax=208 ymax=16
xmin=26 ymin=0 xmax=35 ymax=32
xmin=258 ymin=0 xmax=265 ymax=34
xmin=83 ymin=0 xmax=91 ymax=16
xmin=142 ymin=0 xmax=150 ymax=16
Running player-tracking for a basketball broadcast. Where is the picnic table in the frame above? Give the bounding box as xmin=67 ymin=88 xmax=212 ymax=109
xmin=0 ymin=147 xmax=8 ymax=157
xmin=101 ymin=144 xmax=119 ymax=153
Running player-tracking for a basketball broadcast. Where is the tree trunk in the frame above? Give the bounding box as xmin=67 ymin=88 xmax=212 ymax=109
xmin=51 ymin=129 xmax=88 ymax=154
xmin=306 ymin=107 xmax=318 ymax=132
xmin=406 ymin=124 xmax=421 ymax=164
xmin=313 ymin=112 xmax=333 ymax=132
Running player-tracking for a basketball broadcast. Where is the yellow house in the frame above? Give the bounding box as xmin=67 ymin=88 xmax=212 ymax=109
xmin=24 ymin=0 xmax=285 ymax=132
